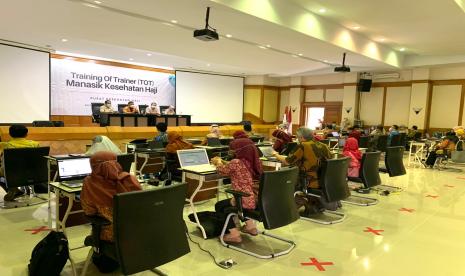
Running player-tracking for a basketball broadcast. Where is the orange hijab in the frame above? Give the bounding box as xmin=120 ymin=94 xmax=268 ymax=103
xmin=165 ymin=131 xmax=194 ymax=154
xmin=82 ymin=151 xmax=141 ymax=207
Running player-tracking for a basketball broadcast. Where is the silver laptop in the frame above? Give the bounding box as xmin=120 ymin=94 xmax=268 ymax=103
xmin=332 ymin=131 xmax=340 ymax=137
xmin=258 ymin=146 xmax=277 ymax=161
xmin=177 ymin=149 xmax=216 ymax=173
xmin=57 ymin=157 xmax=92 ymax=187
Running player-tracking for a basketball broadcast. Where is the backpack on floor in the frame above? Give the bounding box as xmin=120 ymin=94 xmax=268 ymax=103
xmin=28 ymin=231 xmax=69 ymax=276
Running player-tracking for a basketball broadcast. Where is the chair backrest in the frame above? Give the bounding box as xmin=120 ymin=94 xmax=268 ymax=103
xmin=385 ymin=146 xmax=406 ymax=177
xmin=207 ymin=137 xmax=222 ymax=147
xmin=113 ymin=184 xmax=190 ymax=275
xmin=3 ymin=147 xmax=50 ymax=188
xmin=116 ymin=154 xmax=134 ymax=173
xmin=390 ymin=134 xmax=401 ymax=146
xmin=360 ymin=151 xmax=382 ymax=188
xmin=117 ymin=104 xmax=126 ymax=113
xmin=359 ymin=136 xmax=369 ymax=148
xmin=319 ymin=157 xmax=351 ymax=202
xmin=91 ymin=102 xmax=104 ymax=115
xmin=399 ymin=133 xmax=407 ymax=147
xmin=414 ymin=132 xmax=422 ymax=140
xmin=160 ymin=105 xmax=169 ymax=114
xmin=52 ymin=121 xmax=64 ymax=127
xmin=139 ymin=105 xmax=148 ymax=114
xmin=219 ymin=137 xmax=233 ymax=145
xmin=377 ymin=135 xmax=388 ymax=152
xmin=258 ymin=167 xmax=300 ymax=230
xmin=32 ymin=121 xmax=54 ymax=127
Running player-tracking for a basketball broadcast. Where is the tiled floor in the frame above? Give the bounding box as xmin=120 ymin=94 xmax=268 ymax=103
xmin=1 ymin=162 xmax=465 ymax=276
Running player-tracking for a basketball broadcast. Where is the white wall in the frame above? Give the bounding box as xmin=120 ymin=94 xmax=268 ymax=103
xmin=359 ymin=87 xmax=384 ymax=125
xmin=429 ymin=85 xmax=462 ymax=128
xmin=326 ymin=88 xmax=344 ymax=102
xmin=384 ymin=86 xmax=411 ymax=126
xmin=305 ymin=89 xmax=324 ymax=102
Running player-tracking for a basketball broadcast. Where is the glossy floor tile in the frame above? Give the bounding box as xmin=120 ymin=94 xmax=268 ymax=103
xmin=1 ymin=162 xmax=465 ymax=276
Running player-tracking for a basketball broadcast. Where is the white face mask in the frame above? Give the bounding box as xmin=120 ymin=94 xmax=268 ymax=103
xmin=151 ymin=105 xmax=156 ymax=108
xmin=106 ymin=103 xmax=111 ymax=107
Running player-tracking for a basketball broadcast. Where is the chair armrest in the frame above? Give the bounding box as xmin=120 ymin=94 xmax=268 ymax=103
xmin=224 ymin=189 xmax=251 ymax=221
xmin=224 ymin=189 xmax=251 ymax=198
xmin=86 ymin=215 xmax=111 ymax=226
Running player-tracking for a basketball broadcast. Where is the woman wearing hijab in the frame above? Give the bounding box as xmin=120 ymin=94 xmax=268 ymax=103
xmin=165 ymin=131 xmax=194 ymax=154
xmin=342 ymin=137 xmax=362 ymax=177
xmin=81 ymin=152 xmax=142 ymax=242
xmin=271 ymin=129 xmax=292 ymax=153
xmin=212 ymin=130 xmax=263 ymax=243
xmin=86 ymin=135 xmax=122 ymax=155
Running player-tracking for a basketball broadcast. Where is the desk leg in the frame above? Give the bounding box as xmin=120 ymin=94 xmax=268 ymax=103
xmin=216 ymin=178 xmax=223 ymax=202
xmin=187 ymin=175 xmax=207 ymax=239
xmin=408 ymin=145 xmax=414 ymax=166
xmin=138 ymin=155 xmax=149 ymax=176
xmin=55 ymin=190 xmax=61 ymax=231
xmin=61 ymin=195 xmax=74 ymax=236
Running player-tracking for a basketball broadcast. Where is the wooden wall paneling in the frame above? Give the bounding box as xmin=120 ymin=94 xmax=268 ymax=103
xmin=459 ymin=84 xmax=465 ymax=126
xmin=425 ymin=82 xmax=433 ymax=131
xmin=276 ymin=88 xmax=281 ymax=123
xmin=259 ymin=87 xmax=265 ymax=120
xmin=381 ymin=87 xmax=387 ymax=126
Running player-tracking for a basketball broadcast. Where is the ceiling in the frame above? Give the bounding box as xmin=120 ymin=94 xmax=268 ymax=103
xmin=1 ymin=0 xmax=465 ymax=76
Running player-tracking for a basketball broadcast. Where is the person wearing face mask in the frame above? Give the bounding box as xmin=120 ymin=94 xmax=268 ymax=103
xmin=122 ymin=101 xmax=139 ymax=114
xmin=100 ymin=100 xmax=115 ymax=113
xmin=163 ymin=105 xmax=176 ymax=115
xmin=145 ymin=102 xmax=161 ymax=115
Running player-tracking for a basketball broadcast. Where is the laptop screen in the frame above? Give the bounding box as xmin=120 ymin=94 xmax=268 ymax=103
xmin=331 ymin=132 xmax=339 ymax=137
xmin=58 ymin=158 xmax=92 ymax=179
xmin=258 ymin=146 xmax=274 ymax=157
xmin=177 ymin=149 xmax=210 ymax=167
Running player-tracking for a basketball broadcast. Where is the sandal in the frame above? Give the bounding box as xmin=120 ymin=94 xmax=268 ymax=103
xmin=241 ymin=226 xmax=258 ymax=236
xmin=222 ymin=233 xmax=242 ymax=244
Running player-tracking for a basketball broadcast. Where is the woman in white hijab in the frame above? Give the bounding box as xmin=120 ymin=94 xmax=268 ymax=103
xmin=86 ymin=135 xmax=122 ymax=155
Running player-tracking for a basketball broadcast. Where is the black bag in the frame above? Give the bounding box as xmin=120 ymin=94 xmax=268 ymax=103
xmin=188 ymin=211 xmax=224 ymax=239
xmin=28 ymin=231 xmax=69 ymax=276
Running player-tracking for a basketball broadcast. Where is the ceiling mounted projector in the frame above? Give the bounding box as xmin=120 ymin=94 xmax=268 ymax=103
xmin=334 ymin=52 xmax=351 ymax=72
xmin=194 ymin=7 xmax=219 ymax=41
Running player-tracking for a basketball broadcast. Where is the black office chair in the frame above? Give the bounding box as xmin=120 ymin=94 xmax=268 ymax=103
xmin=399 ymin=133 xmax=407 ymax=147
xmin=32 ymin=121 xmax=54 ymax=127
xmin=160 ymin=105 xmax=169 ymax=114
xmin=378 ymin=146 xmax=406 ymax=191
xmin=207 ymin=137 xmax=222 ymax=147
xmin=2 ymin=147 xmax=50 ymax=207
xmin=165 ymin=152 xmax=182 ymax=182
xmin=302 ymin=158 xmax=351 ymax=225
xmin=376 ymin=135 xmax=388 ymax=152
xmin=344 ymin=152 xmax=381 ymax=206
xmin=139 ymin=105 xmax=148 ymax=114
xmin=281 ymin=142 xmax=298 ymax=155
xmin=117 ymin=104 xmax=126 ymax=113
xmin=81 ymin=184 xmax=190 ymax=275
xmin=221 ymin=167 xmax=299 ymax=259
xmin=413 ymin=132 xmax=422 ymax=141
xmin=91 ymin=102 xmax=104 ymax=123
xmin=52 ymin=121 xmax=64 ymax=127
xmin=116 ymin=154 xmax=134 ymax=173
xmin=249 ymin=136 xmax=264 ymax=143
xmin=359 ymin=136 xmax=369 ymax=148
xmin=219 ymin=137 xmax=233 ymax=146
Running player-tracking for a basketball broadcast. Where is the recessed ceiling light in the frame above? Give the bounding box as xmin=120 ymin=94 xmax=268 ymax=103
xmin=291 ymin=54 xmax=298 ymax=58
xmin=225 ymin=34 xmax=232 ymax=38
xmin=378 ymin=37 xmax=386 ymax=42
xmin=83 ymin=3 xmax=99 ymax=8
xmin=146 ymin=53 xmax=152 ymax=56
xmin=94 ymin=0 xmax=102 ymax=4
xmin=206 ymin=63 xmax=211 ymax=67
xmin=298 ymin=53 xmax=303 ymax=56
xmin=352 ymin=26 xmax=360 ymax=30
xmin=324 ymin=60 xmax=329 ymax=63
xmin=61 ymin=38 xmax=68 ymax=42
xmin=129 ymin=58 xmax=134 ymax=61
xmin=319 ymin=8 xmax=327 ymax=13
xmin=399 ymin=47 xmax=406 ymax=52
xmin=170 ymin=20 xmax=178 ymax=24
xmin=258 ymin=45 xmax=267 ymax=49
xmin=266 ymin=44 xmax=271 ymax=48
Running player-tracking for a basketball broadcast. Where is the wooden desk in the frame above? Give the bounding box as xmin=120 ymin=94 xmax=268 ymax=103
xmin=102 ymin=114 xmax=191 ymax=127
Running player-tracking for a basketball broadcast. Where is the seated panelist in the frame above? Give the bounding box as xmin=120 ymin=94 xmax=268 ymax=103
xmin=145 ymin=102 xmax=161 ymax=115
xmin=163 ymin=105 xmax=176 ymax=115
xmin=100 ymin=100 xmax=115 ymax=113
xmin=122 ymin=101 xmax=139 ymax=114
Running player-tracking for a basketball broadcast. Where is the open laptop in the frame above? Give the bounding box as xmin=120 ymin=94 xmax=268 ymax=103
xmin=331 ymin=131 xmax=340 ymax=138
xmin=57 ymin=157 xmax=92 ymax=188
xmin=258 ymin=146 xmax=277 ymax=161
xmin=177 ymin=148 xmax=217 ymax=174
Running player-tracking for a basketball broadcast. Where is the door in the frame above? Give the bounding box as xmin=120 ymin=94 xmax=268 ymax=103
xmin=301 ymin=102 xmax=343 ymax=129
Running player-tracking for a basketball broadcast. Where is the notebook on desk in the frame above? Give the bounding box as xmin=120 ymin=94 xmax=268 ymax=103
xmin=57 ymin=157 xmax=92 ymax=188
xmin=177 ymin=148 xmax=217 ymax=174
